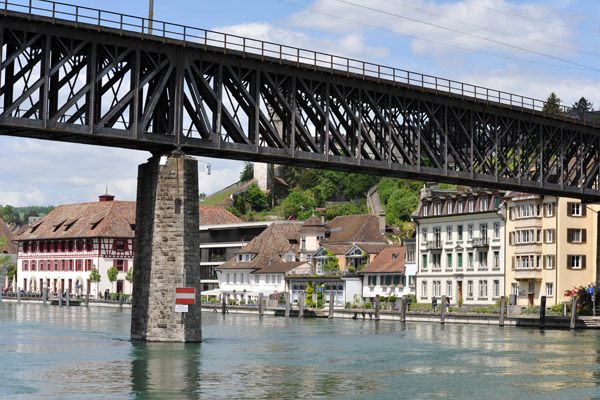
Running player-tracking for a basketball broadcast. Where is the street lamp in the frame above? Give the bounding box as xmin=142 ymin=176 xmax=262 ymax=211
xmin=148 ymin=0 xmax=154 ymax=35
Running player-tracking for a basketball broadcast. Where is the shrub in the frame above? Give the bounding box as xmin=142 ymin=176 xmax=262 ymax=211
xmin=345 ymin=302 xmax=351 ymax=309
xmin=240 ymin=299 xmax=246 ymax=305
xmin=364 ymin=302 xmax=373 ymax=309
xmin=210 ymin=298 xmax=219 ymax=304
xmin=388 ymin=296 xmax=397 ymax=303
xmin=351 ymin=304 xmax=358 ymax=309
xmin=201 ymin=296 xmax=207 ymax=303
xmin=228 ymin=299 xmax=237 ymax=305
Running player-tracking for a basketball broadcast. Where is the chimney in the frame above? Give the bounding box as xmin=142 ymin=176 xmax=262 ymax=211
xmin=99 ymin=193 xmax=115 ymax=202
xmin=378 ymin=211 xmax=386 ymax=234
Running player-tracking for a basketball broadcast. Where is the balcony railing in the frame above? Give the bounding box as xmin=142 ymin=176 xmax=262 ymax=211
xmin=426 ymin=240 xmax=443 ymax=250
xmin=514 ymin=268 xmax=542 ymax=281
xmin=471 ymin=237 xmax=489 ymax=248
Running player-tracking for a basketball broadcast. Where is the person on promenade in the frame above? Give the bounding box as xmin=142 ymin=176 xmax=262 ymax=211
xmin=432 ymin=297 xmax=437 ymax=312
xmin=105 ymin=288 xmax=110 ymax=301
xmin=445 ymin=296 xmax=450 ymax=311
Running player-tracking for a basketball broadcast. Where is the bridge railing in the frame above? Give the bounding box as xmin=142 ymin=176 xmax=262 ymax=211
xmin=2 ymin=0 xmax=598 ymax=128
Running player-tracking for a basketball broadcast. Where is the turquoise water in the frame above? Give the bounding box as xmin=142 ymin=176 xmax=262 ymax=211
xmin=1 ymin=303 xmax=600 ymax=399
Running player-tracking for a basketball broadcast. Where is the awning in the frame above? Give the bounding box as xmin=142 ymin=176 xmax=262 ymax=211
xmin=201 ymin=289 xmax=222 ymax=296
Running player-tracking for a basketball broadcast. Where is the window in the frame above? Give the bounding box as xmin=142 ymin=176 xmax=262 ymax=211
xmin=433 ymin=281 xmax=441 ymax=297
xmin=458 ymin=201 xmax=464 ymax=213
xmin=468 ymin=252 xmax=473 ymax=268
xmin=423 ymin=204 xmax=429 ymax=217
xmin=277 ymin=275 xmax=282 ymax=284
xmin=433 ymin=203 xmax=442 ymax=216
xmin=447 ymin=254 xmax=452 ymax=269
xmin=458 ymin=253 xmax=463 ymax=268
xmin=265 ymin=275 xmax=271 ymax=284
xmin=544 ymin=255 xmax=555 ymax=270
xmin=568 ymin=255 xmax=585 ymax=269
xmin=116 ymin=260 xmax=124 ymax=272
xmin=446 ymin=226 xmax=453 ymax=242
xmin=493 ymin=280 xmax=500 ymax=297
xmin=421 ymin=281 xmax=428 ymax=297
xmin=546 ymin=282 xmax=554 ymax=297
xmin=545 ymin=229 xmax=554 ymax=243
xmin=546 ymin=202 xmax=554 ymax=217
xmin=480 ymin=197 xmax=488 ymax=211
xmin=446 ymin=281 xmax=452 ymax=298
xmin=422 ymin=228 xmax=428 ymax=242
xmin=458 ymin=225 xmax=463 ymax=241
xmin=510 ymin=283 xmax=518 ymax=296
xmin=22 ymin=261 xmax=28 ymax=271
xmin=569 ymin=202 xmax=582 ymax=216
xmin=433 ymin=227 xmax=441 ymax=247
xmin=479 ymin=280 xmax=488 ymax=298
xmin=567 ymin=229 xmax=586 ymax=243
xmin=494 ymin=223 xmax=500 ymax=239
xmin=76 ymin=259 xmax=83 ymax=272
xmin=467 ymin=280 xmax=473 ymax=297
xmin=468 ymin=224 xmax=473 ymax=240
xmin=494 ymin=196 xmax=500 ymax=209
xmin=406 ymin=243 xmax=415 ymax=262
xmin=432 ymin=253 xmax=441 ymax=269
xmin=494 ymin=251 xmax=499 ymax=268
xmin=115 ymin=240 xmax=124 ymax=252
xmin=300 ymin=236 xmax=306 ymax=250
xmin=447 ymin=200 xmax=454 ymax=215
xmin=233 ymin=273 xmax=237 ymax=284
xmin=522 ymin=204 xmax=530 ymax=218
xmin=422 ymin=255 xmax=427 ymax=269
xmin=468 ymin=199 xmax=474 ymax=212
xmin=480 ymin=224 xmax=488 ymax=240
xmin=226 ymin=273 xmax=230 ymax=283
xmin=479 ymin=251 xmax=488 ymax=268
xmin=255 ymin=275 xmax=260 ymax=284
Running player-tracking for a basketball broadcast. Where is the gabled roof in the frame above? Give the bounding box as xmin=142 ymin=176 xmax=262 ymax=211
xmin=216 ymin=221 xmax=303 ymax=270
xmin=321 ymin=214 xmax=386 ymax=244
xmin=254 ymin=261 xmax=307 ymax=274
xmin=198 ymin=205 xmax=242 ymax=225
xmin=359 ymin=247 xmax=406 ymax=274
xmin=17 ymin=201 xmax=136 ymax=240
xmin=0 ymin=218 xmax=17 ymax=254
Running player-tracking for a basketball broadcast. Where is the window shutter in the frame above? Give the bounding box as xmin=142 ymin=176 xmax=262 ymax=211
xmin=112 ymin=240 xmax=117 ymax=251
xmin=567 ymin=203 xmax=573 ymax=216
xmin=113 ymin=259 xmax=117 ymax=269
xmin=567 ymin=229 xmax=573 ymax=243
xmin=582 ymin=255 xmax=587 ymax=269
xmin=567 ymin=255 xmax=572 ymax=269
xmin=543 ymin=256 xmax=547 ymax=268
xmin=124 ymin=240 xmax=129 ymax=252
xmin=582 ymin=206 xmax=587 ymax=217
xmin=124 ymin=260 xmax=128 ymax=272
xmin=582 ymin=229 xmax=587 ymax=243
xmin=509 ymin=232 xmax=513 ymax=245
xmin=543 ymin=204 xmax=547 ymax=217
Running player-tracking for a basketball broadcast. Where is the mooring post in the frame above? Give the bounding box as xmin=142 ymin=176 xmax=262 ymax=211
xmin=499 ymin=296 xmax=505 ymax=327
xmin=58 ymin=292 xmax=62 ymax=306
xmin=374 ymin=294 xmax=380 ymax=321
xmin=440 ymin=295 xmax=446 ymax=324
xmin=17 ymin=287 xmax=21 ymax=304
xmin=119 ymin=292 xmax=123 ymax=308
xmin=66 ymin=291 xmax=70 ymax=307
xmin=570 ymin=295 xmax=578 ymax=329
xmin=258 ymin=293 xmax=263 ymax=316
xmin=285 ymin=293 xmax=290 ymax=317
xmin=85 ymin=293 xmax=89 ymax=307
xmin=0 ymin=289 xmax=3 ymax=303
xmin=400 ymin=296 xmax=406 ymax=322
xmin=222 ymin=295 xmax=227 ymax=314
xmin=328 ymin=295 xmax=334 ymax=319
xmin=43 ymin=288 xmax=47 ymax=305
xmin=539 ymin=295 xmax=546 ymax=328
xmin=298 ymin=292 xmax=304 ymax=318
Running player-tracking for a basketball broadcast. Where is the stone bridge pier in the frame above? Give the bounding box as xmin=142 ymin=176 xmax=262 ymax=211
xmin=131 ymin=152 xmax=202 ymax=342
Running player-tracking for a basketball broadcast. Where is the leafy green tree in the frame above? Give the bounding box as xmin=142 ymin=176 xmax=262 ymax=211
xmin=385 ymin=187 xmax=419 ymax=225
xmin=240 ymin=162 xmax=254 ymax=182
xmin=342 ymin=173 xmax=380 ymax=199
xmin=89 ymin=266 xmax=101 ymax=297
xmin=232 ymin=194 xmax=246 ymax=215
xmin=282 ymin=189 xmax=316 ymax=218
xmin=305 ymin=281 xmax=315 ymax=307
xmin=125 ymin=267 xmax=133 ymax=284
xmin=378 ymin=178 xmax=399 ymax=205
xmin=542 ymin=92 xmax=563 ymax=115
xmin=0 ymin=237 xmax=16 ymax=285
xmin=245 ymin=184 xmax=267 ymax=211
xmin=322 ymin=248 xmax=339 ymax=275
xmin=107 ymin=266 xmax=118 ymax=293
xmin=572 ymin=97 xmax=593 ymax=112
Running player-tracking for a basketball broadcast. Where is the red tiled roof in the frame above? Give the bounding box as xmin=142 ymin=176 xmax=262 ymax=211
xmin=0 ymin=218 xmax=17 ymax=253
xmin=359 ymin=247 xmax=406 ymax=274
xmin=18 ymin=201 xmax=136 ymax=240
xmin=254 ymin=261 xmax=307 ymax=274
xmin=199 ymin=205 xmax=242 ymax=225
xmin=322 ymin=214 xmax=385 ymax=244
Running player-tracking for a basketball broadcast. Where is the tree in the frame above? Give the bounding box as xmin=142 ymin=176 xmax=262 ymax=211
xmin=107 ymin=266 xmax=118 ymax=294
xmin=385 ymin=187 xmax=419 ymax=225
xmin=240 ymin=162 xmax=254 ymax=182
xmin=89 ymin=266 xmax=101 ymax=298
xmin=282 ymin=189 xmax=316 ymax=219
xmin=0 ymin=237 xmax=16 ymax=287
xmin=245 ymin=184 xmax=267 ymax=211
xmin=322 ymin=248 xmax=340 ymax=275
xmin=542 ymin=92 xmax=563 ymax=115
xmin=125 ymin=267 xmax=133 ymax=284
xmin=572 ymin=97 xmax=593 ymax=112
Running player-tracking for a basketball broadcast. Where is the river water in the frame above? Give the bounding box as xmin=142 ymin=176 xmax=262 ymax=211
xmin=1 ymin=303 xmax=599 ymax=399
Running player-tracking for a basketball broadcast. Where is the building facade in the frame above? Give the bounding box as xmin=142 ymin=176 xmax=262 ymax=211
xmin=16 ymin=194 xmax=135 ymax=297
xmin=505 ymin=194 xmax=599 ymax=307
xmin=413 ymin=187 xmax=506 ymax=306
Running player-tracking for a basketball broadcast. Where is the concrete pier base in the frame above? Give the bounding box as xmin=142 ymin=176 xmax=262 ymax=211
xmin=131 ymin=154 xmax=202 ymax=342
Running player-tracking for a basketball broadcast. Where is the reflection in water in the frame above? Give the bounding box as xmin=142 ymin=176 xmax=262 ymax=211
xmin=1 ymin=303 xmax=600 ymax=399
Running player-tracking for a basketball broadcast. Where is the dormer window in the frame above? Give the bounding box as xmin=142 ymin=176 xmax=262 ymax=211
xmin=237 ymin=253 xmax=253 ymax=262
xmin=480 ymin=197 xmax=488 ymax=212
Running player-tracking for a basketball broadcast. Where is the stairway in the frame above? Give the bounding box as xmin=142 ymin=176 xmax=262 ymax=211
xmin=580 ymin=317 xmax=600 ymax=328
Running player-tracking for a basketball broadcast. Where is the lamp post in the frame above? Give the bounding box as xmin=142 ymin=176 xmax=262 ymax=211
xmin=148 ymin=0 xmax=154 ymax=35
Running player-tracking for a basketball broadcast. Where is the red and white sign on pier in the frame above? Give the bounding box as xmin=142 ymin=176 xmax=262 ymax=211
xmin=175 ymin=287 xmax=195 ymax=312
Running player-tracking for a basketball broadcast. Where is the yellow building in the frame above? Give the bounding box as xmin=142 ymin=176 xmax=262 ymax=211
xmin=505 ymin=194 xmax=599 ymax=307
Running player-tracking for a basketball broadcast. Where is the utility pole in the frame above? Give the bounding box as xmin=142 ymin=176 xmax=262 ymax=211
xmin=148 ymin=0 xmax=154 ymax=35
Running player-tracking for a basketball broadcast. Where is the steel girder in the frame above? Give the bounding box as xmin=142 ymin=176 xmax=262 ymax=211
xmin=1 ymin=15 xmax=599 ymax=201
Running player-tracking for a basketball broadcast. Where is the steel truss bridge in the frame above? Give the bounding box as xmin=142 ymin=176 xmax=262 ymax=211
xmin=1 ymin=1 xmax=600 ymax=201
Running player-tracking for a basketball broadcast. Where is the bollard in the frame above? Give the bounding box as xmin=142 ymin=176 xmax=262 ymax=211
xmin=221 ymin=295 xmax=227 ymax=314
xmin=0 ymin=289 xmax=2 ymax=303
xmin=43 ymin=288 xmax=47 ymax=305
xmin=374 ymin=295 xmax=380 ymax=321
xmin=285 ymin=293 xmax=290 ymax=317
xmin=119 ymin=292 xmax=123 ymax=308
xmin=17 ymin=287 xmax=21 ymax=304
xmin=85 ymin=293 xmax=89 ymax=307
xmin=298 ymin=292 xmax=304 ymax=318
xmin=258 ymin=293 xmax=263 ymax=316
xmin=499 ymin=296 xmax=505 ymax=327
xmin=328 ymin=295 xmax=334 ymax=319
xmin=440 ymin=295 xmax=446 ymax=324
xmin=400 ymin=296 xmax=406 ymax=322
xmin=58 ymin=292 xmax=63 ymax=306
xmin=570 ymin=295 xmax=577 ymax=329
xmin=539 ymin=296 xmax=546 ymax=328
xmin=66 ymin=292 xmax=70 ymax=307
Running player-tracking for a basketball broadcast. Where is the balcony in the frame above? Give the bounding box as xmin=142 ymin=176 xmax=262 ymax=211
xmin=425 ymin=240 xmax=443 ymax=251
xmin=471 ymin=237 xmax=489 ymax=248
xmin=514 ymin=268 xmax=542 ymax=281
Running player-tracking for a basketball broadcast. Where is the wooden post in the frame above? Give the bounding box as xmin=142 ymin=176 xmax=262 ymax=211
xmin=374 ymin=294 xmax=380 ymax=321
xmin=499 ymin=296 xmax=505 ymax=327
xmin=570 ymin=295 xmax=577 ymax=329
xmin=119 ymin=292 xmax=123 ymax=308
xmin=285 ymin=293 xmax=290 ymax=317
xmin=66 ymin=291 xmax=70 ymax=307
xmin=221 ymin=295 xmax=226 ymax=314
xmin=17 ymin=287 xmax=21 ymax=303
xmin=298 ymin=292 xmax=304 ymax=318
xmin=539 ymin=295 xmax=546 ymax=328
xmin=258 ymin=293 xmax=263 ymax=316
xmin=58 ymin=292 xmax=63 ymax=306
xmin=0 ymin=289 xmax=2 ymax=302
xmin=328 ymin=295 xmax=334 ymax=319
xmin=85 ymin=293 xmax=89 ymax=307
xmin=43 ymin=288 xmax=47 ymax=305
xmin=440 ymin=295 xmax=446 ymax=324
xmin=400 ymin=296 xmax=406 ymax=322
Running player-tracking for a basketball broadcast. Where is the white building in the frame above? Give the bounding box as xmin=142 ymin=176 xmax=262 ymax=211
xmin=413 ymin=187 xmax=506 ymax=306
xmin=16 ymin=194 xmax=135 ymax=297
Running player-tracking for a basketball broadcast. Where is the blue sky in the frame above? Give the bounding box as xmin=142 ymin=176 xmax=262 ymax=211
xmin=1 ymin=0 xmax=600 ymax=206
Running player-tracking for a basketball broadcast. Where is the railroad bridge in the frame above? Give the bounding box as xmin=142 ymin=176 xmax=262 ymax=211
xmin=2 ymin=0 xmax=600 ymax=342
